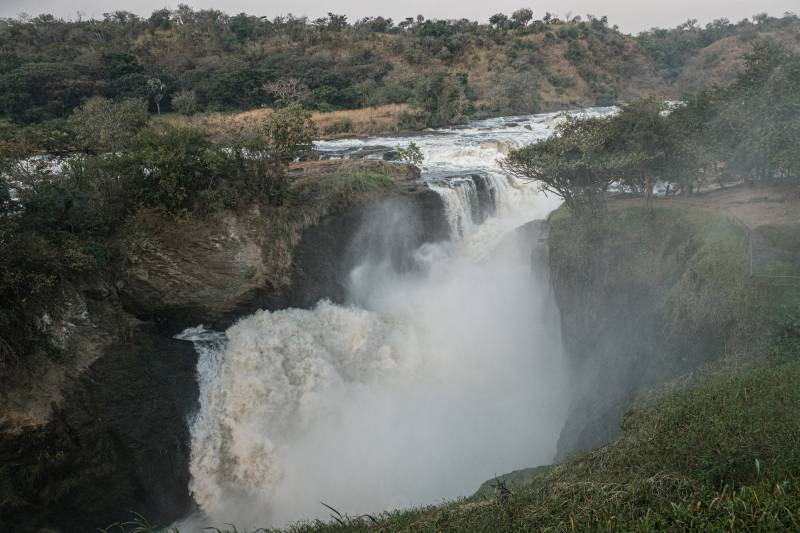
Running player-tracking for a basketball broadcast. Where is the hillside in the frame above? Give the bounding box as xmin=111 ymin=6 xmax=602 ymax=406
xmin=1 ymin=10 xmax=798 ymax=128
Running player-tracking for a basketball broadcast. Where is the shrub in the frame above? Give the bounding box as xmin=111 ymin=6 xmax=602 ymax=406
xmin=171 ymin=89 xmax=198 ymax=116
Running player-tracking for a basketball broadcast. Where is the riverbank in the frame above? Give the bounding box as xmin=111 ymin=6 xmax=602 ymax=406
xmin=156 ymin=98 xmax=612 ymax=143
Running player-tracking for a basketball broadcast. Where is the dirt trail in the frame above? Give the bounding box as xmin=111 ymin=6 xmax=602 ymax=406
xmin=613 ymin=183 xmax=800 ymax=228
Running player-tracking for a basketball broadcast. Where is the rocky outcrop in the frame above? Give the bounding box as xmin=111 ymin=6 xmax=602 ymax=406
xmin=547 ymin=208 xmax=749 ymax=460
xmin=0 ymin=160 xmax=448 ymax=532
xmin=117 ymin=160 xmax=446 ymax=328
xmin=0 ymin=277 xmax=198 ymax=532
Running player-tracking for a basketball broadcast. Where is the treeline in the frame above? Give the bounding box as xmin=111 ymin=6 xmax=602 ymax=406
xmin=0 ymin=7 xmax=624 ymax=124
xmin=5 ymin=7 xmax=795 ymax=125
xmin=638 ymin=13 xmax=798 ymax=80
xmin=504 ymin=42 xmax=800 ymax=216
xmin=0 ymin=102 xmax=316 ymax=370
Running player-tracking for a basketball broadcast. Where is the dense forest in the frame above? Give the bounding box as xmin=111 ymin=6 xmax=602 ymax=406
xmin=1 ymin=8 xmax=799 ymax=126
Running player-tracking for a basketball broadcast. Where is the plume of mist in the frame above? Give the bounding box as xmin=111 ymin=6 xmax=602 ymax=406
xmin=180 ymin=189 xmax=568 ymax=529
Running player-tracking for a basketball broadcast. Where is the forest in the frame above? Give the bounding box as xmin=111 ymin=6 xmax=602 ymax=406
xmin=1 ymin=8 xmax=798 ymax=126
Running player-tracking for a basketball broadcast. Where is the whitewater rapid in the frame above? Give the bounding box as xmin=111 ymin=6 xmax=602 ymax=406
xmin=177 ymin=107 xmax=615 ymax=529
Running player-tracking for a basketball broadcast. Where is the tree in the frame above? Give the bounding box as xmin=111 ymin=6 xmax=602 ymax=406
xmin=122 ymin=125 xmax=222 ymax=211
xmin=146 ymin=77 xmax=165 ymax=114
xmin=69 ymin=97 xmax=149 ymax=152
xmin=489 ymin=13 xmax=509 ymax=29
xmin=171 ymin=89 xmax=198 ymax=115
xmin=502 ymin=115 xmax=615 ymax=217
xmin=511 ymin=8 xmax=534 ymax=27
xmin=263 ymin=78 xmax=310 ymax=107
xmin=232 ymin=104 xmax=317 ymax=203
xmin=605 ymin=98 xmax=696 ymax=207
xmin=395 ymin=142 xmax=424 ymax=166
xmin=414 ymin=73 xmax=473 ymax=127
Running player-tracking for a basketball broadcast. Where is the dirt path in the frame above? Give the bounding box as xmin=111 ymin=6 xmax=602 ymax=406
xmin=612 ymin=182 xmax=800 ymax=228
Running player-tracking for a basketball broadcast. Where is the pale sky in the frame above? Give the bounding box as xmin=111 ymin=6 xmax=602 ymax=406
xmin=0 ymin=0 xmax=796 ymax=33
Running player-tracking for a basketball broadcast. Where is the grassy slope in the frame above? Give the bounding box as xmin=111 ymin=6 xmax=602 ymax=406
xmin=105 ymin=203 xmax=800 ymax=532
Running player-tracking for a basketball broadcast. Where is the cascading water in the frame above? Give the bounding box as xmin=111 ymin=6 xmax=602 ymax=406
xmin=177 ymin=107 xmax=616 ymax=529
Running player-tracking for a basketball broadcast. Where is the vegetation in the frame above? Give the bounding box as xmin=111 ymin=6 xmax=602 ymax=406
xmin=637 ymin=13 xmax=800 ymax=82
xmin=505 ymin=42 xmax=800 ymax=215
xmin=2 ymin=9 xmax=796 ymax=130
xmin=394 ymin=142 xmax=424 ymax=166
xmin=0 ymin=102 xmax=319 ymax=373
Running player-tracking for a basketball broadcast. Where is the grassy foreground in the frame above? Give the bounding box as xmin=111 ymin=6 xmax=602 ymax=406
xmin=107 ymin=205 xmax=800 ymax=533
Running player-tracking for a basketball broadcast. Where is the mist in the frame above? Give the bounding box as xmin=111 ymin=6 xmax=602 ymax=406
xmin=178 ymin=179 xmax=568 ymax=528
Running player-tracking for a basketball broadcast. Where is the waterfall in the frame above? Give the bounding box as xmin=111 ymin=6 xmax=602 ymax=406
xmin=427 ymin=177 xmax=480 ymax=238
xmin=178 ymin=108 xmax=616 ymax=530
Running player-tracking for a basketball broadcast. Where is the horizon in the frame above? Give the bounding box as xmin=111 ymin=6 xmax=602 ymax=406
xmin=0 ymin=0 xmax=797 ymax=34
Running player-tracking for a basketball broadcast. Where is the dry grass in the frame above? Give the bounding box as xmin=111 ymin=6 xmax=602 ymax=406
xmin=311 ymin=104 xmax=411 ymax=137
xmin=159 ymin=104 xmax=412 ymax=142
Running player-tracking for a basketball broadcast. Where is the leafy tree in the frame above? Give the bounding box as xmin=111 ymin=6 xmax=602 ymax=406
xmin=146 ymin=77 xmax=165 ymax=114
xmin=489 ymin=13 xmax=509 ymax=29
xmin=605 ymin=98 xmax=696 ymax=207
xmin=68 ymin=97 xmax=149 ymax=152
xmin=502 ymin=115 xmax=615 ymax=217
xmin=511 ymin=9 xmax=534 ymax=27
xmin=395 ymin=142 xmax=424 ymax=166
xmin=171 ymin=89 xmax=198 ymax=116
xmin=414 ymin=73 xmax=473 ymax=127
xmin=231 ymin=104 xmax=317 ymax=203
xmin=121 ymin=125 xmax=223 ymax=211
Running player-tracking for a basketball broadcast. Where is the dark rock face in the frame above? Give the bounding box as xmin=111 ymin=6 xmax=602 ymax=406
xmin=288 ymin=189 xmax=448 ymax=308
xmin=0 ymin=331 xmax=198 ymax=533
xmin=118 ymin=162 xmax=439 ymax=329
xmin=548 ymin=214 xmax=731 ymax=461
xmin=470 ymin=174 xmax=498 ymax=223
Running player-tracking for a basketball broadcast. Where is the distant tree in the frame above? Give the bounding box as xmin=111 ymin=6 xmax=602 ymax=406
xmin=489 ymin=13 xmax=509 ymax=29
xmin=395 ymin=142 xmax=424 ymax=166
xmin=263 ymin=78 xmax=311 ymax=107
xmin=414 ymin=73 xmax=473 ymax=127
xmin=69 ymin=97 xmax=149 ymax=152
xmin=171 ymin=89 xmax=198 ymax=116
xmin=511 ymin=8 xmax=534 ymax=27
xmin=146 ymin=77 xmax=165 ymax=114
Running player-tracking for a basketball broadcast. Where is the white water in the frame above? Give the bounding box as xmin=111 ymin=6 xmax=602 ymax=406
xmin=177 ymin=108 xmax=615 ymax=529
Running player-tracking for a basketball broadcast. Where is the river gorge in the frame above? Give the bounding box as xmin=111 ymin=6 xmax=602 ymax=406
xmin=174 ymin=108 xmax=615 ymax=528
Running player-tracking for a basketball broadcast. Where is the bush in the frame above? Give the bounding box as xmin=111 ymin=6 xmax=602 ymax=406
xmin=394 ymin=142 xmax=424 ymax=166
xmin=171 ymin=89 xmax=198 ymax=116
xmin=323 ymin=118 xmax=354 ymax=135
xmin=121 ymin=125 xmax=225 ymax=212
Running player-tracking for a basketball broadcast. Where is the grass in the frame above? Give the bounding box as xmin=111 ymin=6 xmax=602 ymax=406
xmin=158 ymin=104 xmax=412 ymax=143
xmin=757 ymin=223 xmax=800 ymax=255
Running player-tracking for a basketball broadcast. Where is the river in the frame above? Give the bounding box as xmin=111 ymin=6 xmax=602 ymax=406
xmin=176 ymin=107 xmax=615 ymax=529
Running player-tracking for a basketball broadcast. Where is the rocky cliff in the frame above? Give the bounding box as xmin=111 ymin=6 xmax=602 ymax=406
xmin=0 ymin=161 xmax=448 ymax=532
xmin=548 ymin=205 xmax=753 ymax=460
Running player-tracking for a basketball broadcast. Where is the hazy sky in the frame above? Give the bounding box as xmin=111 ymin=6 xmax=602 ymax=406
xmin=0 ymin=0 xmax=796 ymax=33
